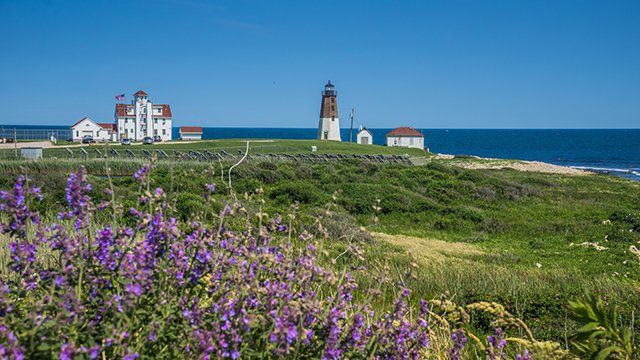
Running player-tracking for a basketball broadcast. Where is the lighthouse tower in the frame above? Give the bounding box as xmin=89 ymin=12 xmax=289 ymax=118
xmin=317 ymin=81 xmax=341 ymax=141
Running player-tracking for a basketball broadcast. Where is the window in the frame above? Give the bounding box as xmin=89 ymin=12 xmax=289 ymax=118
xmin=154 ymin=129 xmax=158 ymax=135
xmin=323 ymin=131 xmax=328 ymax=140
xmin=154 ymin=119 xmax=158 ymax=124
xmin=162 ymin=129 xmax=166 ymax=135
xmin=76 ymin=131 xmax=79 ymax=136
xmin=331 ymin=105 xmax=335 ymax=111
xmin=331 ymin=98 xmax=334 ymax=103
xmin=331 ymin=116 xmax=335 ymax=121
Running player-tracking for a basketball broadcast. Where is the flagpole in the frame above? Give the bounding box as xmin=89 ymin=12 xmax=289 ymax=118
xmin=349 ymin=108 xmax=354 ymax=143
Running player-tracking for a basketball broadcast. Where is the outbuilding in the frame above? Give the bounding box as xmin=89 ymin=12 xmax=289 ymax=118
xmin=179 ymin=126 xmax=203 ymax=141
xmin=385 ymin=127 xmax=424 ymax=149
xmin=21 ymin=147 xmax=43 ymax=160
xmin=70 ymin=117 xmax=117 ymax=142
xmin=356 ymin=127 xmax=373 ymax=145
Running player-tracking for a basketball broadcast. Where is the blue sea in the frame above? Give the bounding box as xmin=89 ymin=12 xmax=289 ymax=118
xmin=2 ymin=125 xmax=639 ymax=181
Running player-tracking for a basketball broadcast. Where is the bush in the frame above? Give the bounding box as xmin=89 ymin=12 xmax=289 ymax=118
xmin=175 ymin=192 xmax=206 ymax=220
xmin=269 ymin=181 xmax=323 ymax=205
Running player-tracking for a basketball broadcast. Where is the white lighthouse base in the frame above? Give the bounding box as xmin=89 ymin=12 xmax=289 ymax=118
xmin=317 ymin=117 xmax=342 ymax=141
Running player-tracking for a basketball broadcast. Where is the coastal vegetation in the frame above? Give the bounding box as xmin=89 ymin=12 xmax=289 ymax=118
xmin=1 ymin=145 xmax=639 ymax=358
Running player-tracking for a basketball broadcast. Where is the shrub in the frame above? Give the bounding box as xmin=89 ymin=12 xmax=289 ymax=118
xmin=269 ymin=181 xmax=323 ymax=205
xmin=175 ymin=192 xmax=206 ymax=220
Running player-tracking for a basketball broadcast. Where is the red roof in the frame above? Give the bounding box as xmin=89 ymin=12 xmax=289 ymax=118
xmin=179 ymin=126 xmax=203 ymax=133
xmin=386 ymin=127 xmax=424 ymax=137
xmin=98 ymin=123 xmax=117 ymax=131
xmin=115 ymin=104 xmax=172 ymax=118
xmin=134 ymin=90 xmax=148 ymax=96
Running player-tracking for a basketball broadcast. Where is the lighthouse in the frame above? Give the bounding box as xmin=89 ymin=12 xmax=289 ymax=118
xmin=317 ymin=81 xmax=341 ymax=141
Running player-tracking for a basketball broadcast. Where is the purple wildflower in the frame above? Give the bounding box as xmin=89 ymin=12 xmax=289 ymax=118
xmin=133 ymin=165 xmax=151 ymax=182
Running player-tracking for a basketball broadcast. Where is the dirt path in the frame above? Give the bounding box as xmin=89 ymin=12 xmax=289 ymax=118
xmin=0 ymin=141 xmax=55 ymax=149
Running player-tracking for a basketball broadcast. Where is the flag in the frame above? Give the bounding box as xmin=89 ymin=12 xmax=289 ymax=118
xmin=115 ymin=94 xmax=125 ymax=101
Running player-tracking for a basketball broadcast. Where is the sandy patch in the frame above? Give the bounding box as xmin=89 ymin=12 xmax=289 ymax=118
xmin=434 ymin=154 xmax=589 ymax=175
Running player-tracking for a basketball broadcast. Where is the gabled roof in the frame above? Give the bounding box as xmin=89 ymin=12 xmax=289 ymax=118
xmin=134 ymin=90 xmax=148 ymax=96
xmin=357 ymin=127 xmax=372 ymax=135
xmin=71 ymin=117 xmax=98 ymax=129
xmin=179 ymin=126 xmax=203 ymax=133
xmin=386 ymin=127 xmax=424 ymax=137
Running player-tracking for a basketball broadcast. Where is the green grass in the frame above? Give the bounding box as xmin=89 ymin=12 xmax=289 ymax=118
xmin=1 ymin=156 xmax=639 ymax=345
xmin=6 ymin=139 xmax=429 ymax=160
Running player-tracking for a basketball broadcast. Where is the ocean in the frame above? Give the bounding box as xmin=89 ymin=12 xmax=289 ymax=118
xmin=2 ymin=125 xmax=639 ymax=181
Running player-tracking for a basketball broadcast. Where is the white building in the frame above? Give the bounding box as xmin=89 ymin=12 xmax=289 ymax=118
xmin=385 ymin=127 xmax=425 ymax=149
xmin=317 ymin=81 xmax=341 ymax=141
xmin=115 ymin=90 xmax=173 ymax=141
xmin=70 ymin=117 xmax=118 ymax=142
xmin=356 ymin=126 xmax=373 ymax=145
xmin=179 ymin=126 xmax=203 ymax=140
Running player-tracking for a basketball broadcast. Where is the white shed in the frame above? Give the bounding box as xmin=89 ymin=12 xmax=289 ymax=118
xmin=385 ymin=127 xmax=425 ymax=149
xmin=356 ymin=127 xmax=373 ymax=145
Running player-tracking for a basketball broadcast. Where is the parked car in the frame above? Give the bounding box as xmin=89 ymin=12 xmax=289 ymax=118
xmin=142 ymin=136 xmax=153 ymax=145
xmin=121 ymin=138 xmax=132 ymax=145
xmin=153 ymin=135 xmax=162 ymax=143
xmin=82 ymin=135 xmax=96 ymax=144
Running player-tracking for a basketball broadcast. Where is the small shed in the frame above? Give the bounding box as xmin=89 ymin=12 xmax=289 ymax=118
xmin=21 ymin=147 xmax=43 ymax=160
xmin=179 ymin=126 xmax=203 ymax=141
xmin=386 ymin=127 xmax=425 ymax=149
xmin=356 ymin=127 xmax=373 ymax=145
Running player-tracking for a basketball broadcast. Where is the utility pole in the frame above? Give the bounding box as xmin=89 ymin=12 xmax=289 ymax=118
xmin=14 ymin=128 xmax=17 ymax=158
xmin=349 ymin=108 xmax=354 ymax=143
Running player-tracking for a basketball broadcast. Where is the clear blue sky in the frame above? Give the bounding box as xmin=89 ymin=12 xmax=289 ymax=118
xmin=0 ymin=0 xmax=638 ymax=128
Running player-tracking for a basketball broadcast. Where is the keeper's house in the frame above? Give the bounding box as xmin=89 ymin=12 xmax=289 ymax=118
xmin=385 ymin=127 xmax=424 ymax=149
xmin=70 ymin=117 xmax=118 ymax=142
xmin=179 ymin=126 xmax=203 ymax=141
xmin=115 ymin=91 xmax=173 ymax=141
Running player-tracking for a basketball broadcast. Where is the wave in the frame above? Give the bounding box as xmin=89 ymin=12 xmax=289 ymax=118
xmin=570 ymin=166 xmax=637 ymax=174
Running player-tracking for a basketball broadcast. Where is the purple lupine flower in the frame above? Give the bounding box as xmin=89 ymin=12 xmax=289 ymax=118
xmin=286 ymin=325 xmax=298 ymax=344
xmin=133 ymin=165 xmax=151 ymax=182
xmin=125 ymin=283 xmax=142 ymax=297
xmin=486 ymin=328 xmax=507 ymax=360
xmin=123 ymin=353 xmax=139 ymax=360
xmin=206 ymin=183 xmax=216 ymax=192
xmin=450 ymin=330 xmax=467 ymax=360
xmin=58 ymin=166 xmax=93 ymax=230
xmin=517 ymin=350 xmax=532 ymax=360
xmin=89 ymin=346 xmax=100 ymax=359
xmin=59 ymin=343 xmax=73 ymax=360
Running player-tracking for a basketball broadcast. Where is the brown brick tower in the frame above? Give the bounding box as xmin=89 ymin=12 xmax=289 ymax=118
xmin=317 ymin=81 xmax=342 ymax=141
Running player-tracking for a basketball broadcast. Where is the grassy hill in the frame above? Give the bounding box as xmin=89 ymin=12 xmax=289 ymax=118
xmin=0 ymin=142 xmax=639 ymax=356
